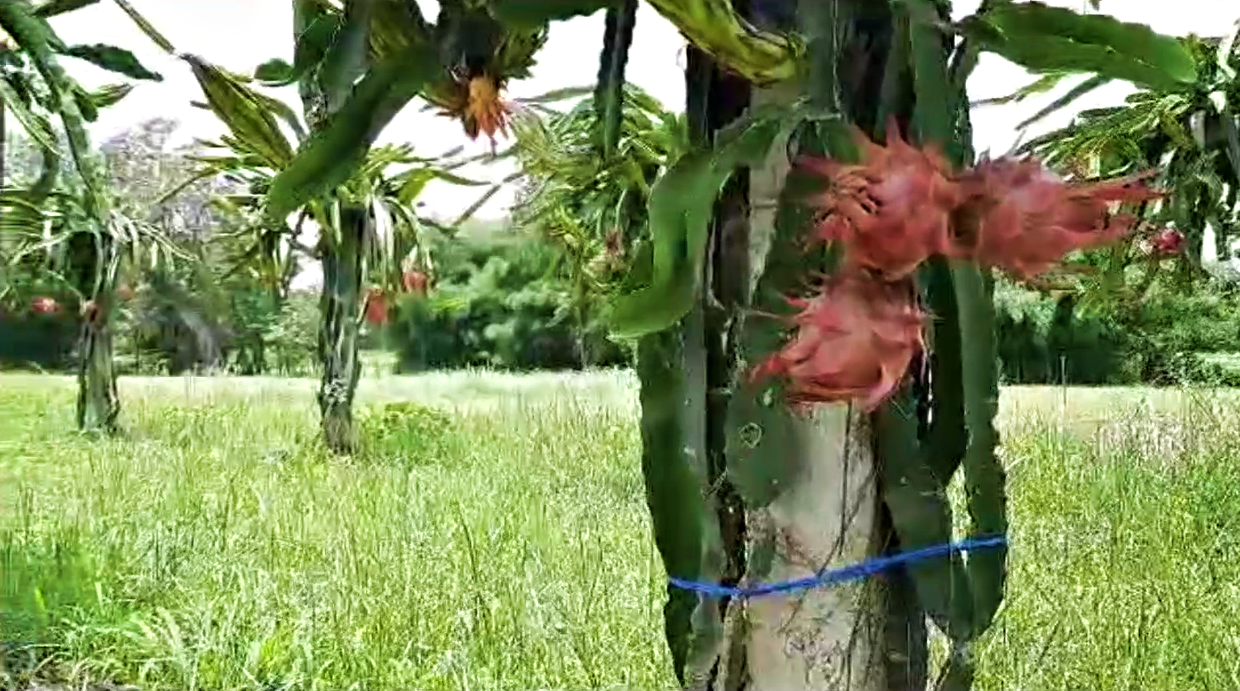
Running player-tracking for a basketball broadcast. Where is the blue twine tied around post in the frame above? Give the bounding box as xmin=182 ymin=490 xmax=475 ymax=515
xmin=669 ymin=534 xmax=1007 ymax=599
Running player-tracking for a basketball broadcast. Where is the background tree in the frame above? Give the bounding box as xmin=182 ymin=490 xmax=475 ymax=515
xmin=192 ymin=72 xmax=480 ymax=448
xmin=0 ymin=0 xmax=170 ymax=433
xmin=118 ymin=6 xmax=501 ymax=450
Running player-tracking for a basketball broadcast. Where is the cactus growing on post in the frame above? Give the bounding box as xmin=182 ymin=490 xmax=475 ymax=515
xmin=172 ymin=0 xmax=1196 ymax=684
xmin=597 ymin=0 xmax=1191 ymax=688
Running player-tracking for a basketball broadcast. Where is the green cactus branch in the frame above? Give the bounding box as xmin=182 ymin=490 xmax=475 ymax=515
xmin=643 ymin=0 xmax=801 ymax=84
xmin=595 ymin=0 xmax=638 ymax=159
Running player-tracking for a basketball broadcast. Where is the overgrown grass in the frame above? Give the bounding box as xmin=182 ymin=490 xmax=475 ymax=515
xmin=2 ymin=373 xmax=1240 ymax=689
xmin=0 ymin=372 xmax=666 ymax=690
xmin=975 ymin=386 xmax=1240 ymax=689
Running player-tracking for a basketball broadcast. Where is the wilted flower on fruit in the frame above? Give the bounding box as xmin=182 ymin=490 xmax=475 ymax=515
xmin=958 ymin=158 xmax=1163 ymax=279
xmin=31 ymin=296 xmax=58 ymax=314
xmin=1149 ymin=228 xmax=1185 ymax=255
xmin=403 ymin=270 xmax=429 ymax=295
xmin=752 ymin=274 xmax=925 ymax=411
xmin=364 ymin=287 xmax=387 ymax=325
xmin=587 ymin=227 xmax=627 ymax=277
xmin=604 ymin=227 xmax=625 ymax=260
xmin=804 ymin=125 xmax=961 ymax=279
xmin=438 ymin=74 xmax=510 ymax=144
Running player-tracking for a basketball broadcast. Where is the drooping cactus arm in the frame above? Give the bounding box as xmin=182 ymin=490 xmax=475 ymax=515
xmin=643 ymin=0 xmax=801 ymax=84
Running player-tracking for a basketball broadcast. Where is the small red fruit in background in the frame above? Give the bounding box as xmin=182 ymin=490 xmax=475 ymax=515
xmin=402 ymin=269 xmax=429 ymax=295
xmin=31 ymin=296 xmax=58 ymax=314
xmin=1149 ymin=228 xmax=1185 ymax=255
xmin=364 ymin=287 xmax=388 ymax=324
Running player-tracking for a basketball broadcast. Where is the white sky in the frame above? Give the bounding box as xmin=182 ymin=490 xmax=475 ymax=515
xmin=42 ymin=0 xmax=1240 ymax=224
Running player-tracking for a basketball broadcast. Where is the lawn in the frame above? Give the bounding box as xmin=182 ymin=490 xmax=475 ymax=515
xmin=2 ymin=372 xmax=1240 ymax=690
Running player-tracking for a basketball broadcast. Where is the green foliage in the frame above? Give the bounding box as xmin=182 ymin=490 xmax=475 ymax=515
xmin=0 ymin=0 xmax=106 ymax=218
xmin=56 ymin=43 xmax=162 ymax=82
xmin=268 ymin=291 xmax=320 ymax=374
xmin=178 ymin=48 xmax=483 ymax=303
xmin=31 ymin=0 xmax=98 ymax=17
xmin=110 ymin=267 xmax=322 ymax=377
xmin=995 ymin=288 xmax=1128 ymax=385
xmin=634 ymin=330 xmax=722 ymax=681
xmin=265 ymin=45 xmax=436 ymax=222
xmin=642 ymin=0 xmax=800 ymax=83
xmin=9 ymin=375 xmax=1240 ymax=690
xmin=875 ymin=386 xmax=976 ymax=642
xmin=0 ymin=372 xmax=673 ymax=690
xmin=184 ymin=56 xmax=297 ymax=170
xmin=0 ymin=0 xmax=179 ymax=434
xmin=896 ymin=2 xmax=1005 ymax=683
xmin=960 ymin=2 xmax=1197 ymax=91
xmin=594 ymin=0 xmax=637 ymax=158
xmin=1010 ymin=26 xmax=1240 ymax=285
xmin=357 ymin=400 xmax=460 ymax=464
xmin=993 ymin=279 xmax=1240 ymax=386
xmin=258 ymin=0 xmax=547 ymax=224
xmin=388 ymin=230 xmax=630 ymax=372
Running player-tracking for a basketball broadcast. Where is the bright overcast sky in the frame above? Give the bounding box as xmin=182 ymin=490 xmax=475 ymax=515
xmin=44 ymin=0 xmax=1240 ymax=222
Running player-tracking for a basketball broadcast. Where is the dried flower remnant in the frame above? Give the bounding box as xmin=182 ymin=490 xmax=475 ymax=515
xmin=80 ymin=299 xmax=100 ymax=323
xmin=804 ymin=125 xmax=961 ymax=279
xmin=439 ymin=74 xmax=511 ymax=144
xmin=752 ymin=275 xmax=926 ymax=411
xmin=959 ymin=158 xmax=1163 ymax=279
xmin=586 ymin=227 xmax=628 ymax=277
xmin=604 ymin=227 xmax=625 ymax=260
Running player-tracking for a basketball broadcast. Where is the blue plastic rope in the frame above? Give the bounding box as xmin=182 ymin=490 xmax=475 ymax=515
xmin=669 ymin=534 xmax=1008 ymax=599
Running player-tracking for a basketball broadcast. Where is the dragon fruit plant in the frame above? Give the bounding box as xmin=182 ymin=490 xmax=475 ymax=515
xmin=591 ymin=1 xmax=1185 ymax=688
xmin=143 ymin=0 xmax=1194 ymax=685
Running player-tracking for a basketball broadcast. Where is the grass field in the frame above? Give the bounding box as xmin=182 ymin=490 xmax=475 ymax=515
xmin=2 ymin=372 xmax=1240 ymax=690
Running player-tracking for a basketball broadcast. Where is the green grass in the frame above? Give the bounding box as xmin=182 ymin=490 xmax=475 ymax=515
xmin=3 ymin=373 xmax=1240 ymax=689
